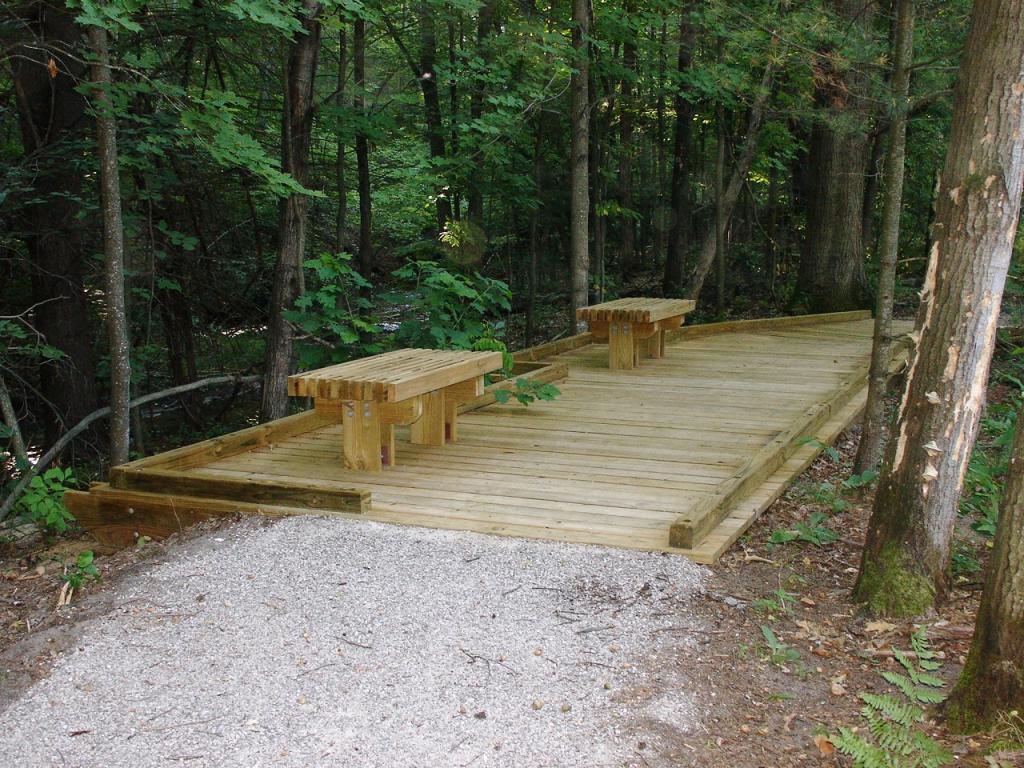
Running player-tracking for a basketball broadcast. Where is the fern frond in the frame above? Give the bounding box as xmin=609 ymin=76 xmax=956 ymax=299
xmin=860 ymin=692 xmax=924 ymax=726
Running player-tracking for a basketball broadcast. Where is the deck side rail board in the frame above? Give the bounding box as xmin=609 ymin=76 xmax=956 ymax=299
xmin=109 ymin=466 xmax=370 ymax=514
xmin=668 ymin=359 xmax=872 ymax=549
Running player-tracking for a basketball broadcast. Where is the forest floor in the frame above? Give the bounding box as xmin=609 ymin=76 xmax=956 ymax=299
xmin=1 ymin=423 xmax=1021 ymax=767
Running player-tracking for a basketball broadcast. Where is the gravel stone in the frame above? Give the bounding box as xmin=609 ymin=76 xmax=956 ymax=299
xmin=0 ymin=516 xmax=706 ymax=767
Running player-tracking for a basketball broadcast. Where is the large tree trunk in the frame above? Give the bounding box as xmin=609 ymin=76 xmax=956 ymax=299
xmin=261 ymin=1 xmax=322 ymax=421
xmin=797 ymin=0 xmax=873 ymax=312
xmin=88 ymin=19 xmax=131 ymax=467
xmin=10 ymin=3 xmax=98 ymax=442
xmin=568 ymin=0 xmax=590 ymax=334
xmin=354 ymin=17 xmax=372 ymax=282
xmin=683 ymin=63 xmax=774 ymax=300
xmin=947 ymin=397 xmax=1024 ymax=731
xmin=854 ymin=0 xmax=915 ymax=474
xmin=662 ymin=5 xmax=698 ymax=297
xmin=852 ymin=0 xmax=1024 ymax=617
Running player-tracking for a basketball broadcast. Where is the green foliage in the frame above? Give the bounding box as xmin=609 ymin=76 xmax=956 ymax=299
xmin=759 ymin=625 xmax=801 ymax=667
xmin=753 ymin=587 xmax=798 ymax=616
xmin=493 ymin=378 xmax=561 ymax=407
xmin=61 ymin=550 xmax=100 ymax=590
xmin=388 ymin=260 xmax=511 ymax=350
xmin=285 ymin=253 xmax=379 ymax=368
xmin=15 ymin=467 xmax=77 ymax=534
xmin=831 ymin=628 xmax=953 ymax=768
xmin=797 ymin=436 xmax=841 ymax=463
xmin=768 ymin=511 xmax=839 ymax=548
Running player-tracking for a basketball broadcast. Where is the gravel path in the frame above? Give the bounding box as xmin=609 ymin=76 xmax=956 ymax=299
xmin=0 ymin=517 xmax=707 ymax=767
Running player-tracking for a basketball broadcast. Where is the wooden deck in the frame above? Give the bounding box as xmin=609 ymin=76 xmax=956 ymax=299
xmin=68 ymin=311 xmax=912 ymax=563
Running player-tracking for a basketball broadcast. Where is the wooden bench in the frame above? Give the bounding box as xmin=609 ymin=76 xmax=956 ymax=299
xmin=577 ymin=298 xmax=696 ymax=370
xmin=288 ymin=349 xmax=504 ymax=471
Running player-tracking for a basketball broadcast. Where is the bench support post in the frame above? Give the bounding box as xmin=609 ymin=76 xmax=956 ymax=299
xmin=342 ymin=400 xmax=383 ymax=471
xmin=410 ymin=390 xmax=446 ymax=446
xmin=609 ymin=322 xmax=636 ymax=370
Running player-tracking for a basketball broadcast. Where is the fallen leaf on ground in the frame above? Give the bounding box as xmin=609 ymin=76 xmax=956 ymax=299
xmin=814 ymin=734 xmax=835 ymax=756
xmin=865 ymin=620 xmax=897 ymax=634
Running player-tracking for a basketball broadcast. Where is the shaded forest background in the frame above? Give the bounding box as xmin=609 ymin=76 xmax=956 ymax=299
xmin=0 ymin=0 xmax=982 ymax=470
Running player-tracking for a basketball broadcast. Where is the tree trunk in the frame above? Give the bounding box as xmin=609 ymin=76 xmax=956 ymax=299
xmin=618 ymin=7 xmax=637 ymax=274
xmin=261 ymin=1 xmax=322 ymax=422
xmin=854 ymin=0 xmax=915 ymax=475
xmin=797 ymin=0 xmax=874 ymax=312
xmin=417 ymin=2 xmax=452 ymax=233
xmin=947 ymin=397 xmax=1024 ymax=731
xmin=88 ymin=20 xmax=131 ymax=467
xmin=852 ymin=0 xmax=1024 ymax=617
xmin=336 ymin=28 xmax=347 ymax=251
xmin=10 ymin=3 xmax=98 ymax=442
xmin=569 ymin=0 xmax=590 ymax=334
xmin=684 ymin=63 xmax=774 ymax=300
xmin=662 ymin=5 xmax=698 ymax=297
xmin=467 ymin=1 xmax=496 ymax=226
xmin=354 ymin=17 xmax=372 ymax=282
xmin=0 ymin=373 xmax=29 ymax=467
xmin=714 ymin=102 xmax=727 ymax=314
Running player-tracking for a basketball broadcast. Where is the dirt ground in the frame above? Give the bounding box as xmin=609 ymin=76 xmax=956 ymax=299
xmin=1 ymin=427 xmax=1021 ymax=767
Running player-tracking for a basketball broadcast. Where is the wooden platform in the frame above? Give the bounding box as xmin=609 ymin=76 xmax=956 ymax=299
xmin=68 ymin=311 xmax=912 ymax=563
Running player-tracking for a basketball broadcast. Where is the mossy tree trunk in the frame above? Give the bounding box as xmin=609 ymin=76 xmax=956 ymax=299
xmin=947 ymin=399 xmax=1024 ymax=731
xmin=852 ymin=0 xmax=1024 ymax=617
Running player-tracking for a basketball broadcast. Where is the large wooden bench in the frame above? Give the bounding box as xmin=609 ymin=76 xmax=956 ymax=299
xmin=287 ymin=349 xmax=504 ymax=471
xmin=577 ymin=298 xmax=695 ymax=369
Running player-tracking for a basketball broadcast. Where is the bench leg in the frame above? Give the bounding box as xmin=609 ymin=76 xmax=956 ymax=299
xmin=342 ymin=400 xmax=383 ymax=471
xmin=410 ymin=390 xmax=446 ymax=446
xmin=646 ymin=329 xmax=665 ymax=359
xmin=380 ymin=424 xmax=395 ymax=467
xmin=609 ymin=322 xmax=635 ymax=370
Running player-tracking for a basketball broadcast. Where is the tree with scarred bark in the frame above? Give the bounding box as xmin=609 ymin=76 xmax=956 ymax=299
xmin=852 ymin=0 xmax=1024 ymax=617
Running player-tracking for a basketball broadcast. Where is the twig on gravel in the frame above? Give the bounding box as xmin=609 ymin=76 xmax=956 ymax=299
xmin=576 ymin=625 xmax=617 ymax=635
xmin=459 ymin=647 xmax=518 ymax=676
xmin=501 ymin=585 xmax=522 ymax=597
xmin=336 ymin=635 xmax=373 ymax=650
xmin=297 ymin=662 xmax=338 ymax=677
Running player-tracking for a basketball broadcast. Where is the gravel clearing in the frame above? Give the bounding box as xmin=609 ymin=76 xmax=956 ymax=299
xmin=0 ymin=516 xmax=708 ymax=767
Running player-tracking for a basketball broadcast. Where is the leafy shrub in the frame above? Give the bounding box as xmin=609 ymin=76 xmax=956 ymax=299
xmin=285 ymin=253 xmax=379 ymax=369
xmin=768 ymin=511 xmax=839 ymax=548
xmin=387 ymin=260 xmax=511 ymax=350
xmin=61 ymin=550 xmax=100 ymax=590
xmin=15 ymin=466 xmax=77 ymax=533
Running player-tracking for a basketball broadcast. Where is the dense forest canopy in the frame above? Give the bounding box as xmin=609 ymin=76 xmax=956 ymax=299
xmin=0 ymin=0 xmax=976 ymax=465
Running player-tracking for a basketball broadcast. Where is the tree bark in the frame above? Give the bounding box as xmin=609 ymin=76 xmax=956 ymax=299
xmin=0 ymin=373 xmax=29 ymax=467
xmin=417 ymin=2 xmax=452 ymax=233
xmin=261 ymin=1 xmax=322 ymax=421
xmin=662 ymin=5 xmax=698 ymax=297
xmin=852 ymin=0 xmax=1024 ymax=617
xmin=854 ymin=0 xmax=915 ymax=474
xmin=618 ymin=5 xmax=637 ymax=274
xmin=683 ymin=62 xmax=774 ymax=300
xmin=714 ymin=105 xmax=727 ymax=315
xmin=10 ymin=3 xmax=98 ymax=441
xmin=336 ymin=28 xmax=347 ymax=251
xmin=569 ymin=0 xmax=590 ymax=334
xmin=797 ymin=0 xmax=874 ymax=312
xmin=88 ymin=20 xmax=131 ymax=467
xmin=947 ymin=397 xmax=1024 ymax=731
xmin=467 ymin=1 xmax=496 ymax=227
xmin=354 ymin=17 xmax=373 ymax=283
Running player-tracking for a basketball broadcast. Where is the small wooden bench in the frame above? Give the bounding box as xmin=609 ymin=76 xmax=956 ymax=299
xmin=578 ymin=298 xmax=695 ymax=370
xmin=288 ymin=349 xmax=504 ymax=471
